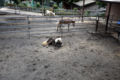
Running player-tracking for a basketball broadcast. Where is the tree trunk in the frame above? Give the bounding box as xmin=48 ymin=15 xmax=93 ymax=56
xmin=10 ymin=0 xmax=12 ymax=4
xmin=63 ymin=2 xmax=70 ymax=9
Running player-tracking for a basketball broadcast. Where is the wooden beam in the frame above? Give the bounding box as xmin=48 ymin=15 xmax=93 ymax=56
xmin=81 ymin=0 xmax=85 ymax=22
xmin=95 ymin=16 xmax=99 ymax=32
xmin=105 ymin=3 xmax=112 ymax=32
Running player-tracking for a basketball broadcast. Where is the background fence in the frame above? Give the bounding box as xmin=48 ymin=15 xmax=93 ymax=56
xmin=0 ymin=8 xmax=106 ymax=39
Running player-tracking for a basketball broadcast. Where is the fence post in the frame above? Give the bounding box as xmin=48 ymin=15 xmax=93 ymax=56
xmin=27 ymin=16 xmax=31 ymax=39
xmin=95 ymin=16 xmax=99 ymax=32
xmin=61 ymin=16 xmax=63 ymax=20
xmin=19 ymin=7 xmax=20 ymax=14
xmin=109 ymin=15 xmax=113 ymax=27
xmin=15 ymin=6 xmax=16 ymax=14
xmin=43 ymin=8 xmax=46 ymax=16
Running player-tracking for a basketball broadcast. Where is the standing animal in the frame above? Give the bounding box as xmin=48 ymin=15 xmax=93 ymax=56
xmin=45 ymin=10 xmax=55 ymax=16
xmin=57 ymin=19 xmax=75 ymax=31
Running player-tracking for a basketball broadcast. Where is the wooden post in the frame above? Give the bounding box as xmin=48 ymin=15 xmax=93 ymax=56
xmin=61 ymin=16 xmax=63 ymax=20
xmin=68 ymin=24 xmax=70 ymax=31
xmin=105 ymin=3 xmax=112 ymax=32
xmin=42 ymin=0 xmax=44 ymax=15
xmin=43 ymin=7 xmax=46 ymax=16
xmin=95 ymin=16 xmax=99 ymax=32
xmin=27 ymin=16 xmax=30 ymax=39
xmin=81 ymin=0 xmax=85 ymax=22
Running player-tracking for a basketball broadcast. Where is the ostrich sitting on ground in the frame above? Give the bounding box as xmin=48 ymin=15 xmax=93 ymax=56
xmin=42 ymin=37 xmax=62 ymax=48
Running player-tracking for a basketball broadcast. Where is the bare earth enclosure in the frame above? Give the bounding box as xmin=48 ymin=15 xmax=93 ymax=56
xmin=0 ymin=15 xmax=120 ymax=80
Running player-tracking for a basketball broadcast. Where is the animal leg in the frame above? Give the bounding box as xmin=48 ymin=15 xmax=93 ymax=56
xmin=60 ymin=24 xmax=62 ymax=31
xmin=68 ymin=24 xmax=70 ymax=31
xmin=57 ymin=24 xmax=59 ymax=31
xmin=73 ymin=21 xmax=75 ymax=27
xmin=57 ymin=23 xmax=61 ymax=31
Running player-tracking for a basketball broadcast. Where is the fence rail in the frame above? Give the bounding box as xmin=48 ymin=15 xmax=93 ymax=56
xmin=0 ymin=13 xmax=99 ymax=38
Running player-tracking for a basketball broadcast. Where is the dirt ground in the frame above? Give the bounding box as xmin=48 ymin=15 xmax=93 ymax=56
xmin=0 ymin=17 xmax=120 ymax=80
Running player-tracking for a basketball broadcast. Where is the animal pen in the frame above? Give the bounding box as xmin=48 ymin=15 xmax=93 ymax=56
xmin=0 ymin=13 xmax=98 ymax=39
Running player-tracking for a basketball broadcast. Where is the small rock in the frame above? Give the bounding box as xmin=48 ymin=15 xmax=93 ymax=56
xmin=34 ymin=50 xmax=39 ymax=52
xmin=44 ymin=64 xmax=50 ymax=69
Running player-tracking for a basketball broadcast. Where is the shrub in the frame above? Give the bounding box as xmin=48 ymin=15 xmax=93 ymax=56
xmin=53 ymin=4 xmax=58 ymax=9
xmin=73 ymin=8 xmax=78 ymax=11
xmin=5 ymin=2 xmax=15 ymax=7
xmin=18 ymin=3 xmax=27 ymax=8
xmin=85 ymin=11 xmax=90 ymax=16
xmin=96 ymin=1 xmax=107 ymax=8
xmin=36 ymin=2 xmax=40 ymax=8
xmin=99 ymin=13 xmax=105 ymax=17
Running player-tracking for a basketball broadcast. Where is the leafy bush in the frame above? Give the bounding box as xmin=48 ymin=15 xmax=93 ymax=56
xmin=36 ymin=2 xmax=40 ymax=8
xmin=85 ymin=11 xmax=91 ymax=16
xmin=5 ymin=2 xmax=15 ymax=7
xmin=18 ymin=3 xmax=27 ymax=7
xmin=53 ymin=4 xmax=58 ymax=9
xmin=4 ymin=2 xmax=8 ymax=6
xmin=99 ymin=13 xmax=105 ymax=17
xmin=96 ymin=1 xmax=106 ymax=8
xmin=54 ymin=9 xmax=79 ymax=15
xmin=73 ymin=8 xmax=78 ymax=11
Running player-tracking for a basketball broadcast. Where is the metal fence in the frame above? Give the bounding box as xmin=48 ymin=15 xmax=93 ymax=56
xmin=0 ymin=14 xmax=82 ymax=38
xmin=0 ymin=15 xmax=31 ymax=38
xmin=5 ymin=6 xmax=106 ymax=17
xmin=0 ymin=12 xmax=100 ymax=39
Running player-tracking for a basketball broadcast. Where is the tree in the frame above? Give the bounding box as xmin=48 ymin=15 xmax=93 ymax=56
xmin=10 ymin=0 xmax=12 ymax=4
xmin=53 ymin=0 xmax=82 ymax=8
xmin=12 ymin=0 xmax=21 ymax=4
xmin=52 ymin=0 xmax=61 ymax=6
xmin=11 ymin=0 xmax=25 ymax=4
xmin=53 ymin=0 xmax=81 ymax=4
xmin=34 ymin=0 xmax=44 ymax=5
xmin=0 ymin=0 xmax=4 ymax=6
xmin=96 ymin=1 xmax=106 ymax=8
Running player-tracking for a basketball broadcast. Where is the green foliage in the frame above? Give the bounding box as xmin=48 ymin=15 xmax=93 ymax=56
xmin=54 ymin=9 xmax=80 ymax=15
xmin=96 ymin=1 xmax=107 ymax=8
xmin=34 ymin=0 xmax=44 ymax=5
xmin=0 ymin=0 xmax=4 ymax=6
xmin=52 ymin=0 xmax=61 ymax=4
xmin=53 ymin=4 xmax=58 ymax=9
xmin=4 ymin=2 xmax=9 ymax=6
xmin=12 ymin=0 xmax=21 ymax=4
xmin=18 ymin=3 xmax=27 ymax=7
xmin=36 ymin=2 xmax=40 ymax=8
xmin=99 ymin=13 xmax=105 ymax=17
xmin=85 ymin=10 xmax=91 ymax=16
xmin=53 ymin=0 xmax=81 ymax=4
xmin=73 ymin=8 xmax=78 ymax=11
xmin=5 ymin=2 xmax=15 ymax=7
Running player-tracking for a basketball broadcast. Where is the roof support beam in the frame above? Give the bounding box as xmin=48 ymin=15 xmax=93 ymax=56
xmin=81 ymin=0 xmax=85 ymax=22
xmin=105 ymin=3 xmax=112 ymax=32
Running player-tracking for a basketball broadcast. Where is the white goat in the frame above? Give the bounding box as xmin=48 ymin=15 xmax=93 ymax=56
xmin=45 ymin=10 xmax=55 ymax=16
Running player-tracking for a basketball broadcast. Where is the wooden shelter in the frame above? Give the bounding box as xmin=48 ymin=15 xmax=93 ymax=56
xmin=98 ymin=0 xmax=120 ymax=32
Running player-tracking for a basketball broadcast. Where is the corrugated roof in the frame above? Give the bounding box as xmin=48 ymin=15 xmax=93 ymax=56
xmin=99 ymin=0 xmax=120 ymax=3
xmin=74 ymin=0 xmax=96 ymax=6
